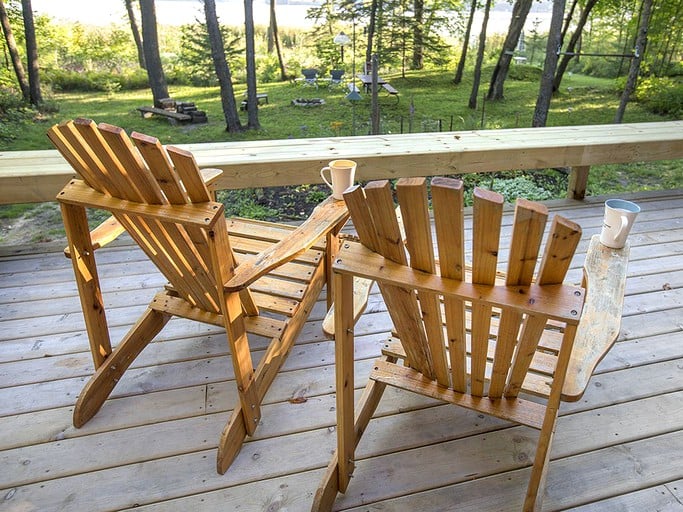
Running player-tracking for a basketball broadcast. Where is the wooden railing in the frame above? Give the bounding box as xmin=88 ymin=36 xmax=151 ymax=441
xmin=1 ymin=121 xmax=682 ymax=205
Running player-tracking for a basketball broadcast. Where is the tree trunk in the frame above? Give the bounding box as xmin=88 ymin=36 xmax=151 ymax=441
xmin=486 ymin=0 xmax=533 ymax=101
xmin=125 ymin=0 xmax=146 ymax=70
xmin=139 ymin=0 xmax=169 ymax=106
xmin=454 ymin=0 xmax=477 ymax=84
xmin=244 ymin=0 xmax=260 ymax=130
xmin=20 ymin=0 xmax=41 ymax=105
xmin=370 ymin=54 xmax=380 ymax=134
xmin=561 ymin=0 xmax=578 ymax=44
xmin=204 ymin=0 xmax=242 ymax=132
xmin=615 ymin=0 xmax=653 ymax=123
xmin=469 ymin=0 xmax=492 ymax=110
xmin=411 ymin=0 xmax=424 ymax=69
xmin=269 ymin=0 xmax=286 ymax=81
xmin=365 ymin=0 xmax=378 ymax=67
xmin=0 ymin=0 xmax=29 ymax=101
xmin=553 ymin=0 xmax=598 ymax=93
xmin=532 ymin=0 xmax=566 ymax=127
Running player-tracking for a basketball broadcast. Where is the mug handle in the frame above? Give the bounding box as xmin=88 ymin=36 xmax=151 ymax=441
xmin=320 ymin=167 xmax=333 ymax=190
xmin=616 ymin=214 xmax=629 ymax=239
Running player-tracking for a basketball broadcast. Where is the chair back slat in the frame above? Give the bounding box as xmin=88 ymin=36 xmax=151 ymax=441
xmin=348 ymin=181 xmax=435 ymax=379
xmin=470 ymin=188 xmax=504 ymax=396
xmin=364 ymin=181 xmax=408 ymax=264
xmin=72 ymin=119 xmax=146 ymax=203
xmin=96 ymin=123 xmax=166 ymax=204
xmin=431 ymin=177 xmax=467 ymax=392
xmin=536 ymin=216 xmax=582 ymax=285
xmin=396 ymin=178 xmax=448 ymax=386
xmin=505 ymin=199 xmax=548 ymax=286
xmin=504 ymin=216 xmax=582 ymax=397
xmin=132 ymin=132 xmax=191 ymax=204
xmin=342 ymin=186 xmax=380 ymax=252
xmin=49 ymin=122 xmax=119 ymax=196
xmin=488 ymin=200 xmax=548 ymax=397
xmin=167 ymin=146 xmax=213 ymax=203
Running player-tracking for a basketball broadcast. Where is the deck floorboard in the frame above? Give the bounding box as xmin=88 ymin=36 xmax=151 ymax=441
xmin=1 ymin=189 xmax=681 ymax=511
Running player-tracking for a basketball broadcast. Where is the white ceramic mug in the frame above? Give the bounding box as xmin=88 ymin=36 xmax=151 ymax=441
xmin=320 ymin=159 xmax=356 ymax=200
xmin=599 ymin=198 xmax=640 ymax=249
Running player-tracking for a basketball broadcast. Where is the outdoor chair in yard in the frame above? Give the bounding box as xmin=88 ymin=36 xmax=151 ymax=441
xmin=328 ymin=69 xmax=345 ymax=88
xmin=48 ymin=119 xmax=349 ymax=474
xmin=313 ymin=177 xmax=630 ymax=511
xmin=301 ymin=68 xmax=319 ymax=88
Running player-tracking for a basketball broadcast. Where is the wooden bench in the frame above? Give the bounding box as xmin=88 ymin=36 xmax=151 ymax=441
xmin=382 ymin=82 xmax=399 ymax=101
xmin=136 ymin=106 xmax=192 ymax=123
xmin=240 ymin=93 xmax=269 ymax=111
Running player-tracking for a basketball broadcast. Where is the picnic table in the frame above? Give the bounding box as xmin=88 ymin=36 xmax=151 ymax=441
xmin=357 ymin=74 xmax=399 ymax=100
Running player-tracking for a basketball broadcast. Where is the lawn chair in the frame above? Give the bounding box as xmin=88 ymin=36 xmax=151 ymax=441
xmin=328 ymin=69 xmax=345 ymax=89
xmin=49 ymin=119 xmax=349 ymax=474
xmin=301 ymin=68 xmax=319 ymax=88
xmin=313 ymin=177 xmax=629 ymax=511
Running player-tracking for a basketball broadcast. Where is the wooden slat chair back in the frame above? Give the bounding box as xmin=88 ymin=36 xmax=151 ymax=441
xmin=314 ymin=177 xmax=630 ymax=511
xmin=49 ymin=119 xmax=349 ymax=475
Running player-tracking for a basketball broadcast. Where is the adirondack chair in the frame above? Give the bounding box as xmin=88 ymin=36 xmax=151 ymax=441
xmin=48 ymin=119 xmax=349 ymax=474
xmin=313 ymin=177 xmax=630 ymax=511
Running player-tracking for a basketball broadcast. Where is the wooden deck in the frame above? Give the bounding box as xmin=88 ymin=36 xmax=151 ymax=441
xmin=1 ymin=189 xmax=682 ymax=511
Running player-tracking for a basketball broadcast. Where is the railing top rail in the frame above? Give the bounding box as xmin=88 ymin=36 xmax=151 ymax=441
xmin=1 ymin=121 xmax=682 ymax=204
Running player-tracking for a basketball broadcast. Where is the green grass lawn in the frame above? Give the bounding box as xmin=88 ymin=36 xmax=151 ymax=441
xmin=6 ymin=67 xmax=675 ymax=151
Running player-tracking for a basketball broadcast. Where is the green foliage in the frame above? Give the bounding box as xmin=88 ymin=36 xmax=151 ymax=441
xmin=634 ymin=76 xmax=683 ymax=117
xmin=216 ymin=189 xmax=279 ymax=220
xmin=178 ymin=22 xmax=243 ymax=86
xmin=0 ymin=203 xmax=35 ymax=219
xmin=460 ymin=172 xmax=560 ymax=205
xmin=507 ymin=65 xmax=543 ymax=82
xmin=0 ymin=88 xmax=34 ymax=142
xmin=45 ymin=69 xmax=149 ymax=92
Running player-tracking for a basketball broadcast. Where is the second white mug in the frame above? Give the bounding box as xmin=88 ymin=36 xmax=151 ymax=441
xmin=599 ymin=198 xmax=640 ymax=249
xmin=320 ymin=159 xmax=356 ymax=200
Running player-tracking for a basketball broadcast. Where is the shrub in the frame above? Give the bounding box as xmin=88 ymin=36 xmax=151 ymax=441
xmin=507 ymin=64 xmax=543 ymax=81
xmin=0 ymin=87 xmax=34 ymax=142
xmin=634 ymin=76 xmax=683 ymax=117
xmin=45 ymin=69 xmax=150 ymax=92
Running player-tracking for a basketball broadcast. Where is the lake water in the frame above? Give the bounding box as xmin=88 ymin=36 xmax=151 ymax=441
xmin=30 ymin=0 xmax=551 ymax=34
xmin=31 ymin=0 xmax=318 ymax=28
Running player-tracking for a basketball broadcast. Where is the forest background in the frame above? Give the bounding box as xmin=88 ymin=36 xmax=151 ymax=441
xmin=0 ymin=0 xmax=681 ymax=244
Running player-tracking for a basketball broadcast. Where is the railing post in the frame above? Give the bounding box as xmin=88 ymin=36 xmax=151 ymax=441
xmin=567 ymin=165 xmax=590 ymax=200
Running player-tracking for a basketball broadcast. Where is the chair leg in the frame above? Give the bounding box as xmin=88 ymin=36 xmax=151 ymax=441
xmin=312 ymin=370 xmax=389 ymax=512
xmin=216 ymin=405 xmax=247 ymax=474
xmin=73 ymin=307 xmax=170 ymax=428
xmin=524 ymin=408 xmax=559 ymax=511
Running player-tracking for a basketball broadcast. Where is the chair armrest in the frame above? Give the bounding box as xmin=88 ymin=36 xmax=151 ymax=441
xmin=224 ymin=197 xmax=349 ymax=292
xmin=63 ymin=215 xmax=125 ymax=258
xmin=562 ymin=235 xmax=630 ymax=401
xmin=200 ymin=167 xmax=223 ymax=189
